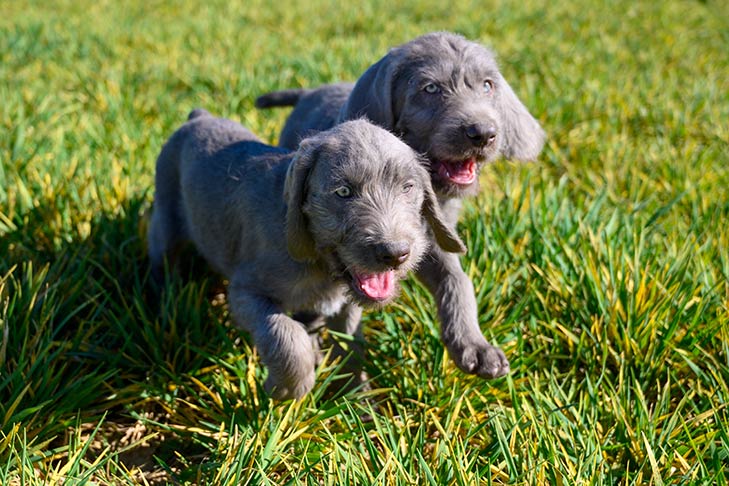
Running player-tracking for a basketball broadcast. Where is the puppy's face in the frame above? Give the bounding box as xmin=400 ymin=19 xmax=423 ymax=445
xmin=344 ymin=33 xmax=544 ymax=201
xmin=392 ymin=37 xmax=506 ymax=199
xmin=303 ymin=129 xmax=429 ymax=306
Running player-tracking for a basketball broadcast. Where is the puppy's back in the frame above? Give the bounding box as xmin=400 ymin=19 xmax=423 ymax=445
xmin=175 ymin=113 xmax=292 ymax=275
xmin=277 ymin=83 xmax=354 ymax=150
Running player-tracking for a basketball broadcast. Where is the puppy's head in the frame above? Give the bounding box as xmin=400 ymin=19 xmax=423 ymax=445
xmin=342 ymin=32 xmax=545 ymax=199
xmin=284 ymin=119 xmax=464 ymax=306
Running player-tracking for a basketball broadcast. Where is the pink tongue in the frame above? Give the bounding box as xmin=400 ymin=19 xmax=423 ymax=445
xmin=438 ymin=159 xmax=477 ymax=185
xmin=355 ymin=271 xmax=395 ymax=301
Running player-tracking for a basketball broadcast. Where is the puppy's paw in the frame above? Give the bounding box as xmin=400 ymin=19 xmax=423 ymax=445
xmin=450 ymin=339 xmax=510 ymax=379
xmin=257 ymin=317 xmax=318 ymax=400
xmin=265 ymin=369 xmax=316 ymax=401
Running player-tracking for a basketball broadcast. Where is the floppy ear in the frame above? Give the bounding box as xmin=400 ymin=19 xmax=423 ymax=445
xmin=494 ymin=72 xmax=546 ymax=161
xmin=284 ymin=139 xmax=319 ymax=261
xmin=418 ymin=170 xmax=466 ymax=254
xmin=339 ymin=48 xmax=404 ymax=129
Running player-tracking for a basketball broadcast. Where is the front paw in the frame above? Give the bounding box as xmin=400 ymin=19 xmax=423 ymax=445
xmin=256 ymin=318 xmax=318 ymax=400
xmin=449 ymin=339 xmax=510 ymax=379
xmin=264 ymin=369 xmax=315 ymax=401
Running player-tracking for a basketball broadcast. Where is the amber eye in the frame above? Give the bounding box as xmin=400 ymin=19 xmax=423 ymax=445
xmin=423 ymin=83 xmax=440 ymax=94
xmin=483 ymin=80 xmax=494 ymax=94
xmin=335 ymin=185 xmax=352 ymax=198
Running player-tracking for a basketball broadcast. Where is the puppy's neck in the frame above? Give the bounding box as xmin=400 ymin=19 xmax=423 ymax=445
xmin=436 ymin=197 xmax=463 ymax=229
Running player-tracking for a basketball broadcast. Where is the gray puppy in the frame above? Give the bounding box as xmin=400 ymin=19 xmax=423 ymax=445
xmin=147 ymin=109 xmax=464 ymax=400
xmin=256 ymin=32 xmax=545 ymax=379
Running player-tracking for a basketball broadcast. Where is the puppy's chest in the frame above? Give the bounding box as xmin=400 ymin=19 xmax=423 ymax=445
xmin=283 ymin=272 xmax=348 ymax=317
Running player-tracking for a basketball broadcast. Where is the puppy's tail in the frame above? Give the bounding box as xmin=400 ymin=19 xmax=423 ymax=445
xmin=188 ymin=108 xmax=212 ymax=120
xmin=255 ymin=89 xmax=311 ymax=109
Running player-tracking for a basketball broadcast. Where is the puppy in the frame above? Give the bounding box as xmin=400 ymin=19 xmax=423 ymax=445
xmin=148 ymin=109 xmax=464 ymax=399
xmin=256 ymin=32 xmax=545 ymax=199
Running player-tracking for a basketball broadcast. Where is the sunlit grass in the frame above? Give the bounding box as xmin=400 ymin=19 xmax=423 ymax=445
xmin=1 ymin=0 xmax=728 ymax=483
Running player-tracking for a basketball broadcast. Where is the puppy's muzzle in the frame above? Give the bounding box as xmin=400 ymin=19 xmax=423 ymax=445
xmin=464 ymin=123 xmax=497 ymax=148
xmin=373 ymin=241 xmax=411 ymax=268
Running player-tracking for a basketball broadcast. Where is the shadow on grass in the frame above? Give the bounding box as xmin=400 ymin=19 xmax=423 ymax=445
xmin=0 ymin=195 xmax=266 ymax=479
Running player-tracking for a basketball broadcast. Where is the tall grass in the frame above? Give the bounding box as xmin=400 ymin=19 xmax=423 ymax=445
xmin=1 ymin=0 xmax=728 ymax=483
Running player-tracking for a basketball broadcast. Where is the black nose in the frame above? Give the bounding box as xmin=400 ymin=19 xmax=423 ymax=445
xmin=464 ymin=123 xmax=497 ymax=147
xmin=375 ymin=241 xmax=411 ymax=267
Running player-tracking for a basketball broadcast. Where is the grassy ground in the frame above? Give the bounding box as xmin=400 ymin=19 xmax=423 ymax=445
xmin=1 ymin=0 xmax=728 ymax=483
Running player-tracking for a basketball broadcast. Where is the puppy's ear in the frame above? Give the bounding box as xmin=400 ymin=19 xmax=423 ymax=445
xmin=339 ymin=48 xmax=404 ymax=129
xmin=284 ymin=138 xmax=319 ymax=261
xmin=418 ymin=170 xmax=466 ymax=254
xmin=494 ymin=73 xmax=546 ymax=161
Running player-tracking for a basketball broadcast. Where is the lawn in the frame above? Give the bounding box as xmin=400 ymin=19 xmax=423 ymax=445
xmin=1 ymin=0 xmax=728 ymax=483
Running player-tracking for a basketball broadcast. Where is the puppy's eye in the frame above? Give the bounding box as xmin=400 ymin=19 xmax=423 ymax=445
xmin=483 ymin=80 xmax=494 ymax=94
xmin=334 ymin=185 xmax=352 ymax=198
xmin=402 ymin=182 xmax=414 ymax=194
xmin=423 ymin=83 xmax=441 ymax=94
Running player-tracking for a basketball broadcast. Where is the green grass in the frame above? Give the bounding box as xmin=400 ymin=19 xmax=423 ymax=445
xmin=1 ymin=0 xmax=728 ymax=483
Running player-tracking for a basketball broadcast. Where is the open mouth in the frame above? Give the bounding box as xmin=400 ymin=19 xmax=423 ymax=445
xmin=351 ymin=270 xmax=396 ymax=302
xmin=326 ymin=250 xmax=399 ymax=304
xmin=435 ymin=158 xmax=478 ymax=186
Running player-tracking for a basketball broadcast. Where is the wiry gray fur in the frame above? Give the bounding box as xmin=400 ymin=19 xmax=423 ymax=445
xmin=255 ymin=32 xmax=543 ymax=379
xmin=256 ymin=83 xmax=355 ymax=152
xmin=148 ymin=109 xmax=464 ymax=400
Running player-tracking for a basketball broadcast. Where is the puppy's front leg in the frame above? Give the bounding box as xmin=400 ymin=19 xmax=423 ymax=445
xmin=416 ymin=248 xmax=510 ymax=379
xmin=228 ymin=279 xmax=317 ymax=400
xmin=326 ymin=302 xmax=368 ymax=390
